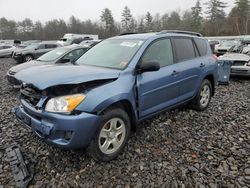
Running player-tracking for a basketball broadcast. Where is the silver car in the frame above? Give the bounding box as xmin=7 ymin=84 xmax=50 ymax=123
xmin=0 ymin=45 xmax=16 ymax=57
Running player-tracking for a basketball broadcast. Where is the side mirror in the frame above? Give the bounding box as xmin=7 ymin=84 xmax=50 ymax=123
xmin=59 ymin=58 xmax=70 ymax=63
xmin=136 ymin=61 xmax=160 ymax=74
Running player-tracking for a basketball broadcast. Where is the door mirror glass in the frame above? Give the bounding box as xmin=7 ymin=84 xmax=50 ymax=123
xmin=137 ymin=61 xmax=160 ymax=73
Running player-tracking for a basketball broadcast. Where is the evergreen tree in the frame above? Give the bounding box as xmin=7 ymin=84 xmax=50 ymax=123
xmin=100 ymin=8 xmax=116 ymax=37
xmin=121 ymin=6 xmax=133 ymax=32
xmin=191 ymin=0 xmax=203 ymax=32
xmin=145 ymin=12 xmax=153 ymax=31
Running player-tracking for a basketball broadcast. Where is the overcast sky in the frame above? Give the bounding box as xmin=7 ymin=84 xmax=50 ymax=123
xmin=0 ymin=0 xmax=234 ymax=23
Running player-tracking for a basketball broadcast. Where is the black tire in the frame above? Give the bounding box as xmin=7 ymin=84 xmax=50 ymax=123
xmin=24 ymin=54 xmax=33 ymax=62
xmin=192 ymin=79 xmax=212 ymax=111
xmin=87 ymin=108 xmax=131 ymax=162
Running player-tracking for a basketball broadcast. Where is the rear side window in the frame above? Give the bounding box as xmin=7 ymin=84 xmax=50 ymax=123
xmin=194 ymin=38 xmax=208 ymax=56
xmin=142 ymin=39 xmax=174 ymax=67
xmin=45 ymin=44 xmax=57 ymax=49
xmin=174 ymin=38 xmax=196 ymax=62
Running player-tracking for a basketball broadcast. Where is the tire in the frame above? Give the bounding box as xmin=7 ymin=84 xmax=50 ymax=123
xmin=87 ymin=108 xmax=131 ymax=162
xmin=24 ymin=55 xmax=33 ymax=62
xmin=192 ymin=79 xmax=212 ymax=111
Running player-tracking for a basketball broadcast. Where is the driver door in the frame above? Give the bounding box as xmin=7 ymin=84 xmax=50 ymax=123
xmin=136 ymin=38 xmax=180 ymax=118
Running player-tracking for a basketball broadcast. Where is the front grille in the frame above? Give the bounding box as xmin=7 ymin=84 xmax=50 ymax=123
xmin=218 ymin=50 xmax=227 ymax=53
xmin=21 ymin=85 xmax=43 ymax=107
xmin=232 ymin=61 xmax=246 ymax=66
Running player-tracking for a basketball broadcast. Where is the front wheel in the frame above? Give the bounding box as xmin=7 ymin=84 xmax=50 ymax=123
xmin=192 ymin=79 xmax=212 ymax=111
xmin=87 ymin=108 xmax=131 ymax=162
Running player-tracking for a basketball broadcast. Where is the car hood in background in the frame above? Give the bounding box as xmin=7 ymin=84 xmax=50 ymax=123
xmin=9 ymin=60 xmax=53 ymax=73
xmin=218 ymin=53 xmax=250 ymax=62
xmin=15 ymin=65 xmax=121 ymax=90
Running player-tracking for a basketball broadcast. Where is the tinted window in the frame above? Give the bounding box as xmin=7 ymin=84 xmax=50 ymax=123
xmin=174 ymin=38 xmax=196 ymax=62
xmin=142 ymin=39 xmax=174 ymax=67
xmin=45 ymin=44 xmax=57 ymax=49
xmin=194 ymin=38 xmax=208 ymax=56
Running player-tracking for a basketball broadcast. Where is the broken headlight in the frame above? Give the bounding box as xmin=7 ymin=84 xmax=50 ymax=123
xmin=45 ymin=94 xmax=85 ymax=114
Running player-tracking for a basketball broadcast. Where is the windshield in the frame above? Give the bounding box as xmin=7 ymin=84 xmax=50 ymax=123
xmin=24 ymin=43 xmax=39 ymax=50
xmin=38 ymin=48 xmax=68 ymax=62
xmin=76 ymin=39 xmax=144 ymax=69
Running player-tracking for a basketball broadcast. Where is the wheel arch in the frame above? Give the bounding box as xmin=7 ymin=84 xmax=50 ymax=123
xmin=98 ymin=99 xmax=137 ymax=131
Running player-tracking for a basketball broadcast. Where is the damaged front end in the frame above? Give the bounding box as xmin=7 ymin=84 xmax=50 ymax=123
xmin=12 ymin=79 xmax=116 ymax=149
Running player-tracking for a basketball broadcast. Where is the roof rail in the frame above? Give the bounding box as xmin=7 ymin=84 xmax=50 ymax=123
xmin=158 ymin=30 xmax=203 ymax=37
xmin=118 ymin=32 xmax=138 ymax=36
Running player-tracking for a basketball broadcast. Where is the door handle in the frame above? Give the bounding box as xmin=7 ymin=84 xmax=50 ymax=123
xmin=200 ymin=63 xmax=205 ymax=68
xmin=171 ymin=70 xmax=179 ymax=76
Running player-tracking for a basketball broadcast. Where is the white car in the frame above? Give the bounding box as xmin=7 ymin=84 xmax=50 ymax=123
xmin=0 ymin=45 xmax=16 ymax=58
xmin=219 ymin=53 xmax=250 ymax=76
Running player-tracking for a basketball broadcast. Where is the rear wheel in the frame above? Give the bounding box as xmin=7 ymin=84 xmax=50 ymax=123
xmin=24 ymin=55 xmax=33 ymax=62
xmin=192 ymin=79 xmax=212 ymax=111
xmin=87 ymin=108 xmax=131 ymax=162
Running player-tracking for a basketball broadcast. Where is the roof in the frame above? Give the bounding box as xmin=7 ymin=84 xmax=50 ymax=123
xmin=111 ymin=31 xmax=203 ymax=41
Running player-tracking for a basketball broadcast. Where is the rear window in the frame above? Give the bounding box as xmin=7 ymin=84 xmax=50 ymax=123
xmin=174 ymin=38 xmax=196 ymax=62
xmin=194 ymin=38 xmax=208 ymax=56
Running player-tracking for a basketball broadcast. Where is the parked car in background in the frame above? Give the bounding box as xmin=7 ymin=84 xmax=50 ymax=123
xmin=218 ymin=46 xmax=250 ymax=77
xmin=57 ymin=33 xmax=99 ymax=46
xmin=7 ymin=45 xmax=90 ymax=87
xmin=19 ymin=40 xmax=41 ymax=49
xmin=12 ymin=41 xmax=61 ymax=63
xmin=13 ymin=31 xmax=218 ymax=161
xmin=215 ymin=40 xmax=241 ymax=56
xmin=0 ymin=44 xmax=16 ymax=57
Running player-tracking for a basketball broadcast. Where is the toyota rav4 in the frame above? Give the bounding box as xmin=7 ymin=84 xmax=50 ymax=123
xmin=13 ymin=31 xmax=218 ymax=161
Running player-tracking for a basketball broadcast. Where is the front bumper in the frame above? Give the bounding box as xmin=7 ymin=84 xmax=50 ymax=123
xmin=14 ymin=98 xmax=101 ymax=149
xmin=231 ymin=66 xmax=250 ymax=76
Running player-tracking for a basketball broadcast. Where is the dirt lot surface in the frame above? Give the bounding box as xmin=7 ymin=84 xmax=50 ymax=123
xmin=0 ymin=58 xmax=250 ymax=187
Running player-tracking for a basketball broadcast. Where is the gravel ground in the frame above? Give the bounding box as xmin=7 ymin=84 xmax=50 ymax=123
xmin=0 ymin=58 xmax=250 ymax=188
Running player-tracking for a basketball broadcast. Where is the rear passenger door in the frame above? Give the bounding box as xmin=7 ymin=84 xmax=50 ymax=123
xmin=137 ymin=38 xmax=180 ymax=118
xmin=173 ymin=37 xmax=204 ymax=101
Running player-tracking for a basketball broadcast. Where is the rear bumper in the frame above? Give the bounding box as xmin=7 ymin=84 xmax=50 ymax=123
xmin=14 ymin=99 xmax=101 ymax=149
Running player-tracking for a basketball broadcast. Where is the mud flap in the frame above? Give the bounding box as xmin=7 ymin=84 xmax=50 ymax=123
xmin=5 ymin=145 xmax=33 ymax=188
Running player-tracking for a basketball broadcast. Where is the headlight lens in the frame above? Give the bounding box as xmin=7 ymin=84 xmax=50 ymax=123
xmin=45 ymin=94 xmax=85 ymax=113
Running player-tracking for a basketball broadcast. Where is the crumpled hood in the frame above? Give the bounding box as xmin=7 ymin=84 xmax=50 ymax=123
xmin=218 ymin=53 xmax=250 ymax=62
xmin=15 ymin=65 xmax=121 ymax=90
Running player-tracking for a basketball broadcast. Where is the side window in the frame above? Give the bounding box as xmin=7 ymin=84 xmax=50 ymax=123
xmin=174 ymin=38 xmax=196 ymax=62
xmin=142 ymin=39 xmax=174 ymax=67
xmin=45 ymin=44 xmax=57 ymax=49
xmin=38 ymin=44 xmax=45 ymax=49
xmin=63 ymin=49 xmax=87 ymax=62
xmin=194 ymin=38 xmax=208 ymax=56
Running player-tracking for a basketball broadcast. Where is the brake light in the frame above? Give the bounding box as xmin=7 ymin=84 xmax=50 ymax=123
xmin=212 ymin=54 xmax=218 ymax=61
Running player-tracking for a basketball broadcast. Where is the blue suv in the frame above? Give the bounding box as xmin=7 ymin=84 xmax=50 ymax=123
xmin=14 ymin=31 xmax=218 ymax=161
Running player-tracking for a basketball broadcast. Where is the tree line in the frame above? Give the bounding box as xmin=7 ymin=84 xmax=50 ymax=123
xmin=0 ymin=0 xmax=249 ymax=40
